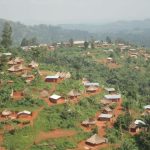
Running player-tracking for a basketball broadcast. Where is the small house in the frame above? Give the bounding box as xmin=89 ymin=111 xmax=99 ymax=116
xmin=28 ymin=61 xmax=39 ymax=69
xmin=45 ymin=75 xmax=59 ymax=82
xmin=86 ymin=134 xmax=108 ymax=145
xmin=67 ymin=90 xmax=81 ymax=99
xmin=84 ymin=82 xmax=99 ymax=87
xmin=1 ymin=110 xmax=12 ymax=118
xmin=104 ymin=94 xmax=121 ymax=102
xmin=100 ymin=99 xmax=112 ymax=106
xmin=17 ymin=110 xmax=32 ymax=118
xmin=144 ymin=105 xmax=150 ymax=113
xmin=107 ymin=57 xmax=113 ymax=63
xmin=129 ymin=120 xmax=146 ymax=133
xmin=98 ymin=114 xmax=113 ymax=121
xmin=86 ymin=86 xmax=98 ymax=93
xmin=82 ymin=118 xmax=96 ymax=127
xmin=8 ymin=64 xmax=24 ymax=72
xmin=49 ymin=94 xmax=62 ymax=103
xmin=105 ymin=88 xmax=115 ymax=94
xmin=102 ymin=107 xmax=112 ymax=114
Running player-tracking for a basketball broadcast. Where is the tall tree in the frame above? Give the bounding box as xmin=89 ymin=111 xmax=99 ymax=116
xmin=20 ymin=38 xmax=28 ymax=46
xmin=69 ymin=38 xmax=74 ymax=47
xmin=106 ymin=36 xmax=111 ymax=44
xmin=1 ymin=22 xmax=12 ymax=48
xmin=84 ymin=41 xmax=89 ymax=50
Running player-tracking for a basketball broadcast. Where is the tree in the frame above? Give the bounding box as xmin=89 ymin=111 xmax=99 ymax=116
xmin=106 ymin=36 xmax=111 ymax=44
xmin=84 ymin=41 xmax=89 ymax=50
xmin=90 ymin=36 xmax=95 ymax=49
xmin=69 ymin=38 xmax=74 ymax=47
xmin=1 ymin=22 xmax=12 ymax=48
xmin=21 ymin=38 xmax=28 ymax=46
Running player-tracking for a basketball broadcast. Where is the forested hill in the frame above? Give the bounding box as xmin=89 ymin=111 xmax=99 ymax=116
xmin=0 ymin=19 xmax=92 ymax=45
xmin=60 ymin=19 xmax=150 ymax=47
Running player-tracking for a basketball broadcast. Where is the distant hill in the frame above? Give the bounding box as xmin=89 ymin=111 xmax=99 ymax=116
xmin=60 ymin=19 xmax=150 ymax=47
xmin=1 ymin=18 xmax=150 ymax=47
xmin=0 ymin=19 xmax=93 ymax=45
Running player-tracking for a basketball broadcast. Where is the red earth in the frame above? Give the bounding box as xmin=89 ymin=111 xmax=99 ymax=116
xmin=34 ymin=129 xmax=76 ymax=144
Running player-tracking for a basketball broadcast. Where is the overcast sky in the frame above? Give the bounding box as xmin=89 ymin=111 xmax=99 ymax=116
xmin=0 ymin=0 xmax=150 ymax=25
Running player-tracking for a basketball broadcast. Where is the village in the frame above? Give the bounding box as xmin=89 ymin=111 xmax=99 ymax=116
xmin=0 ymin=39 xmax=150 ymax=150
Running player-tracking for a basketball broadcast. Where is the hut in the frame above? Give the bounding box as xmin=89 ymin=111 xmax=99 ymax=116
xmin=49 ymin=94 xmax=62 ymax=103
xmin=8 ymin=64 xmax=24 ymax=72
xmin=104 ymin=94 xmax=121 ymax=102
xmin=28 ymin=61 xmax=39 ymax=69
xmin=8 ymin=57 xmax=24 ymax=65
xmin=100 ymin=99 xmax=112 ymax=106
xmin=144 ymin=105 xmax=150 ymax=113
xmin=107 ymin=57 xmax=113 ymax=63
xmin=86 ymin=134 xmax=108 ymax=145
xmin=45 ymin=75 xmax=59 ymax=83
xmin=102 ymin=107 xmax=112 ymax=114
xmin=1 ymin=110 xmax=12 ymax=117
xmin=82 ymin=118 xmax=96 ymax=127
xmin=98 ymin=114 xmax=113 ymax=121
xmin=129 ymin=120 xmax=146 ymax=133
xmin=105 ymin=88 xmax=115 ymax=94
xmin=67 ymin=90 xmax=81 ymax=99
xmin=40 ymin=90 xmax=49 ymax=98
xmin=84 ymin=82 xmax=99 ymax=87
xmin=86 ymin=86 xmax=98 ymax=93
xmin=17 ymin=110 xmax=32 ymax=118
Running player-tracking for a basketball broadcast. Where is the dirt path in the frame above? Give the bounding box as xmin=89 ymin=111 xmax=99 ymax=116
xmin=0 ymin=134 xmax=5 ymax=150
xmin=76 ymin=99 xmax=123 ymax=150
xmin=34 ymin=129 xmax=76 ymax=144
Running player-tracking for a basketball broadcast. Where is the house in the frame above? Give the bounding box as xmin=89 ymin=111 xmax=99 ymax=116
xmin=98 ymin=114 xmax=113 ymax=121
xmin=8 ymin=64 xmax=24 ymax=72
xmin=28 ymin=61 xmax=39 ymax=69
xmin=22 ymin=72 xmax=35 ymax=82
xmin=100 ymin=99 xmax=112 ymax=106
xmin=102 ymin=107 xmax=112 ymax=114
xmin=67 ymin=90 xmax=81 ymax=99
xmin=8 ymin=57 xmax=24 ymax=65
xmin=84 ymin=82 xmax=99 ymax=87
xmin=45 ymin=75 xmax=59 ymax=82
xmin=129 ymin=120 xmax=146 ymax=133
xmin=55 ymin=72 xmax=71 ymax=79
xmin=49 ymin=94 xmax=62 ymax=103
xmin=107 ymin=57 xmax=113 ymax=63
xmin=82 ymin=118 xmax=96 ymax=127
xmin=1 ymin=110 xmax=12 ymax=118
xmin=40 ymin=90 xmax=49 ymax=98
xmin=104 ymin=94 xmax=121 ymax=102
xmin=17 ymin=110 xmax=32 ymax=118
xmin=86 ymin=134 xmax=108 ymax=145
xmin=86 ymin=86 xmax=98 ymax=93
xmin=105 ymin=88 xmax=115 ymax=94
xmin=144 ymin=105 xmax=150 ymax=113
xmin=82 ymin=78 xmax=89 ymax=84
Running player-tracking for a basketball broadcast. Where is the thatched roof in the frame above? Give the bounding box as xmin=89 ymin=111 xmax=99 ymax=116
xmin=29 ymin=61 xmax=39 ymax=68
xmin=103 ymin=107 xmax=112 ymax=112
xmin=40 ymin=90 xmax=49 ymax=98
xmin=55 ymin=72 xmax=71 ymax=79
xmin=8 ymin=64 xmax=24 ymax=72
xmin=86 ymin=134 xmax=108 ymax=145
xmin=8 ymin=57 xmax=24 ymax=65
xmin=67 ymin=90 xmax=81 ymax=97
xmin=86 ymin=86 xmax=98 ymax=92
xmin=2 ymin=110 xmax=12 ymax=116
xmin=82 ymin=118 xmax=96 ymax=125
xmin=100 ymin=99 xmax=111 ymax=105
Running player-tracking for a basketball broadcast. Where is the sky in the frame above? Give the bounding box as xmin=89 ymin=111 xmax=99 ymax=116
xmin=0 ymin=0 xmax=150 ymax=25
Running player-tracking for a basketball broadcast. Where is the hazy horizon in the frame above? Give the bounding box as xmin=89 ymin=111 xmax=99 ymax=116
xmin=0 ymin=0 xmax=150 ymax=25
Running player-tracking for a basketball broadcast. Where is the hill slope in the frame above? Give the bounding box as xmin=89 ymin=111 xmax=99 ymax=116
xmin=0 ymin=19 xmax=92 ymax=45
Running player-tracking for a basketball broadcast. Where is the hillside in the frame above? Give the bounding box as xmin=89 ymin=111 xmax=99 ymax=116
xmin=60 ymin=19 xmax=150 ymax=47
xmin=0 ymin=19 xmax=92 ymax=45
